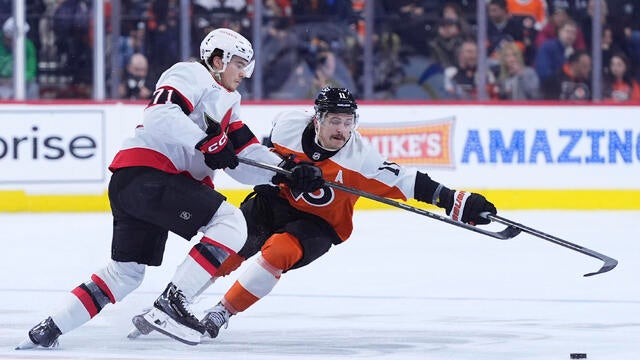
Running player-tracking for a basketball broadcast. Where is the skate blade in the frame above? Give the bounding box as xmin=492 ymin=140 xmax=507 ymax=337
xmin=142 ymin=309 xmax=202 ymax=346
xmin=127 ymin=327 xmax=142 ymax=339
xmin=15 ymin=338 xmax=37 ymax=350
xmin=15 ymin=337 xmax=59 ymax=350
xmin=128 ymin=314 xmax=155 ymax=338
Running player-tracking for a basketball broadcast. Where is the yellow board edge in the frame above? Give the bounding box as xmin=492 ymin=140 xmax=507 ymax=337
xmin=1 ymin=189 xmax=639 ymax=212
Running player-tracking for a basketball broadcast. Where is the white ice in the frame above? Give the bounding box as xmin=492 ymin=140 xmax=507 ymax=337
xmin=0 ymin=210 xmax=638 ymax=360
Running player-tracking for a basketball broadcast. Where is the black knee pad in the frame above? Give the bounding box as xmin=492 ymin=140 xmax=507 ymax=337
xmin=111 ymin=216 xmax=168 ymax=266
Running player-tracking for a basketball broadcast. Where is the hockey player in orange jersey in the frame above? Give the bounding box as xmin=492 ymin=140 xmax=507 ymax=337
xmin=131 ymin=87 xmax=498 ymax=344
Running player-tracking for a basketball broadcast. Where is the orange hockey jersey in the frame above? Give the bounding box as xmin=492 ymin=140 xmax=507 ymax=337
xmin=507 ymin=0 xmax=548 ymax=30
xmin=269 ymin=109 xmax=422 ymax=241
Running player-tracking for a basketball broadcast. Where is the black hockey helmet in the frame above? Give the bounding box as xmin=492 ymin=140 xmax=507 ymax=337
xmin=314 ymin=87 xmax=358 ymax=115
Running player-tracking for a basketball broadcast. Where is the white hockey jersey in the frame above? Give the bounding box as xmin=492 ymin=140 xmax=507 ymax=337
xmin=270 ymin=109 xmax=421 ymax=241
xmin=109 ymin=61 xmax=279 ymax=187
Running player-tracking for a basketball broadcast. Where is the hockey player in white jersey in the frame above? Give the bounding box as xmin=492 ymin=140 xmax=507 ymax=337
xmin=16 ymin=28 xmax=324 ymax=349
xmin=129 ymin=87 xmax=498 ymax=344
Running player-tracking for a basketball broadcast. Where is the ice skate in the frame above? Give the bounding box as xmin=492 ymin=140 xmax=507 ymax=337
xmin=15 ymin=317 xmax=62 ymax=350
xmin=201 ymin=302 xmax=232 ymax=338
xmin=137 ymin=283 xmax=205 ymax=345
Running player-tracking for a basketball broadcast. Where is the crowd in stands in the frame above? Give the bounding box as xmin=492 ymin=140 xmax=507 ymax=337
xmin=0 ymin=0 xmax=639 ymax=101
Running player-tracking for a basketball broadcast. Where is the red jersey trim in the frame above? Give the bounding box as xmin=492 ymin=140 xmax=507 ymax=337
xmin=109 ymin=148 xmax=216 ymax=189
xmin=109 ymin=148 xmax=180 ymax=173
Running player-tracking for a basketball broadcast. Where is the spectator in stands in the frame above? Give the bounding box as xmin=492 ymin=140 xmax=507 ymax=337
xmin=501 ymin=0 xmax=540 ymax=65
xmin=506 ymin=0 xmax=548 ymax=31
xmin=428 ymin=18 xmax=463 ymax=69
xmin=486 ymin=0 xmax=527 ymax=64
xmin=599 ymin=24 xmax=625 ymax=76
xmin=291 ymin=0 xmax=356 ymax=25
xmin=190 ymin=0 xmax=250 ymax=55
xmin=434 ymin=0 xmax=477 ymax=24
xmin=307 ymin=39 xmax=357 ymax=98
xmin=551 ymin=0 xmax=589 ymax=22
xmin=543 ymin=49 xmax=592 ymax=100
xmin=146 ymin=0 xmax=181 ymax=85
xmin=441 ymin=2 xmax=473 ymax=37
xmin=495 ymin=41 xmax=541 ymax=100
xmin=118 ymin=53 xmax=152 ymax=100
xmin=603 ymin=52 xmax=640 ymax=101
xmin=0 ymin=17 xmax=38 ymax=99
xmin=260 ymin=0 xmax=298 ymax=98
xmin=380 ymin=0 xmax=431 ymax=57
xmin=267 ymin=36 xmax=357 ymax=100
xmin=607 ymin=0 xmax=640 ymax=30
xmin=534 ymin=20 xmax=579 ymax=96
xmin=627 ymin=30 xmax=640 ymax=83
xmin=535 ymin=4 xmax=586 ymax=50
xmin=444 ymin=39 xmax=497 ymax=99
xmin=576 ymin=0 xmax=608 ymax=49
xmin=606 ymin=1 xmax=640 ymax=80
xmin=52 ymin=0 xmax=92 ymax=98
xmin=118 ymin=20 xmax=146 ymax=69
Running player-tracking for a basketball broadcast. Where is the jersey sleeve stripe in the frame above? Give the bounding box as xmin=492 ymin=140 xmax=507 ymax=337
xmin=146 ymin=85 xmax=194 ymax=115
xmin=228 ymin=123 xmax=260 ymax=153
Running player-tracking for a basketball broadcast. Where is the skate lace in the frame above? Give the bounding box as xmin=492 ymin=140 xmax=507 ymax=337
xmin=205 ymin=305 xmax=231 ymax=329
xmin=174 ymin=290 xmax=199 ymax=320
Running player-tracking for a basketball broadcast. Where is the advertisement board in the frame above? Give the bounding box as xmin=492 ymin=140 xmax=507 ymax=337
xmin=0 ymin=102 xmax=638 ymax=211
xmin=0 ymin=109 xmax=105 ymax=183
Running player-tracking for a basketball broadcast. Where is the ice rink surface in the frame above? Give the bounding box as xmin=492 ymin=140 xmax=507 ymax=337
xmin=0 ymin=210 xmax=638 ymax=360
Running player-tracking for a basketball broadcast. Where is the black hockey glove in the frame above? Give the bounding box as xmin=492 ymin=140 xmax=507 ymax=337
xmin=272 ymin=155 xmax=324 ymax=193
xmin=438 ymin=190 xmax=496 ymax=225
xmin=195 ymin=121 xmax=239 ymax=170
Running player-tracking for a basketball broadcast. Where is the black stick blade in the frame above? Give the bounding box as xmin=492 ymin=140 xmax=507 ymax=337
xmin=583 ymin=257 xmax=618 ymax=277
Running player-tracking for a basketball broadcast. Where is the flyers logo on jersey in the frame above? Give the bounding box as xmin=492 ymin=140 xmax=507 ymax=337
xmin=291 ymin=186 xmax=335 ymax=207
xmin=359 ymin=117 xmax=454 ymax=167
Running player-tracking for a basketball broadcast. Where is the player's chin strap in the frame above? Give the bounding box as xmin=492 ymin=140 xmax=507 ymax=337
xmin=237 ymin=156 xmax=618 ymax=278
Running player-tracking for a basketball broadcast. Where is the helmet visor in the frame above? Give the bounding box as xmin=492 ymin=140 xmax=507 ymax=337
xmin=243 ymin=59 xmax=255 ymax=78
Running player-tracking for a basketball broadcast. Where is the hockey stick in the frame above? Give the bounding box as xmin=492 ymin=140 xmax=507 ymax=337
xmin=485 ymin=214 xmax=618 ymax=277
xmin=237 ymin=157 xmax=521 ymax=240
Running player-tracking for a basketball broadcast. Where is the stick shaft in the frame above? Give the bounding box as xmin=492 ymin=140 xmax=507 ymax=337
xmin=237 ymin=157 xmax=520 ymax=240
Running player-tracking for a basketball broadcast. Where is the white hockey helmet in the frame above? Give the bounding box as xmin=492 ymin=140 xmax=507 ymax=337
xmin=200 ymin=28 xmax=255 ymax=77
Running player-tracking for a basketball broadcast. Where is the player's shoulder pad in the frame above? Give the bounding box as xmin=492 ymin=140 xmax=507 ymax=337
xmin=272 ymin=108 xmax=314 ymax=128
xmin=157 ymin=62 xmax=211 ymax=94
xmin=323 ymin=130 xmax=377 ymax=172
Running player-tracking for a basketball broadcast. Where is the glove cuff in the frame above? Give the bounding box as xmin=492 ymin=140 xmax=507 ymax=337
xmin=414 ymin=172 xmax=452 ymax=206
xmin=448 ymin=190 xmax=471 ymax=222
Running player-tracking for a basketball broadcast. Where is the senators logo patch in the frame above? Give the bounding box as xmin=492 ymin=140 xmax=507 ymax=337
xmin=359 ymin=117 xmax=454 ymax=167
